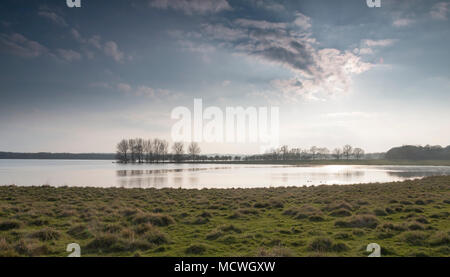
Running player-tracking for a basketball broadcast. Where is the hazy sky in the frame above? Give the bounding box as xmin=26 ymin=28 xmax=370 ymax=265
xmin=0 ymin=0 xmax=449 ymax=154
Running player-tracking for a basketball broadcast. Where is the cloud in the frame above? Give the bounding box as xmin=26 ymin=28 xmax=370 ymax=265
xmin=363 ymin=39 xmax=396 ymax=47
xmin=393 ymin=18 xmax=414 ymax=27
xmin=38 ymin=10 xmax=67 ymax=27
xmin=56 ymin=49 xmax=82 ymax=62
xmin=117 ymin=83 xmax=132 ymax=93
xmin=149 ymin=0 xmax=231 ymax=15
xmin=70 ymin=29 xmax=126 ymax=62
xmin=431 ymin=2 xmax=449 ymax=20
xmin=354 ymin=47 xmax=374 ymax=55
xmin=0 ymin=33 xmax=48 ymax=58
xmin=322 ymin=112 xmax=378 ymax=119
xmin=104 ymin=41 xmax=124 ymax=62
xmin=235 ymin=19 xmax=287 ymax=30
xmin=247 ymin=0 xmax=286 ymax=13
xmin=117 ymin=83 xmax=172 ymax=99
xmin=293 ymin=12 xmax=311 ymax=30
xmin=193 ymin=13 xmax=371 ymax=100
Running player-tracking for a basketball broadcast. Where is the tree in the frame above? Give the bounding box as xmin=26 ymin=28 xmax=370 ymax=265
xmin=188 ymin=142 xmax=201 ymax=161
xmin=172 ymin=142 xmax=184 ymax=162
xmin=280 ymin=145 xmax=289 ymax=160
xmin=310 ymin=146 xmax=318 ymax=160
xmin=343 ymin=144 xmax=353 ymax=160
xmin=116 ymin=139 xmax=129 ymax=163
xmin=144 ymin=139 xmax=153 ymax=162
xmin=160 ymin=140 xmax=169 ymax=162
xmin=135 ymin=138 xmax=144 ymax=163
xmin=353 ymin=148 xmax=365 ymax=160
xmin=333 ymin=148 xmax=342 ymax=160
xmin=317 ymin=147 xmax=329 ymax=159
xmin=128 ymin=138 xmax=137 ymax=162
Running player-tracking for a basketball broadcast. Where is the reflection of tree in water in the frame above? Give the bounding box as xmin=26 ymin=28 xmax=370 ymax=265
xmin=116 ymin=167 xmax=228 ymax=188
xmin=116 ymin=166 xmax=231 ymax=177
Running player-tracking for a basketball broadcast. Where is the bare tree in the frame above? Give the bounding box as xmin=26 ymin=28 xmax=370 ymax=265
xmin=135 ymin=138 xmax=144 ymax=163
xmin=159 ymin=140 xmax=168 ymax=162
xmin=289 ymin=148 xmax=301 ymax=160
xmin=280 ymin=145 xmax=289 ymax=160
xmin=343 ymin=144 xmax=353 ymax=160
xmin=116 ymin=139 xmax=129 ymax=163
xmin=333 ymin=148 xmax=342 ymax=160
xmin=310 ymin=146 xmax=318 ymax=160
xmin=317 ymin=147 xmax=330 ymax=159
xmin=188 ymin=142 xmax=201 ymax=161
xmin=172 ymin=142 xmax=184 ymax=162
xmin=128 ymin=138 xmax=137 ymax=163
xmin=144 ymin=139 xmax=153 ymax=162
xmin=353 ymin=148 xmax=365 ymax=160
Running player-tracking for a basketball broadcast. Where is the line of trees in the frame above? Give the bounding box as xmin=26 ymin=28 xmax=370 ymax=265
xmin=116 ymin=138 xmax=204 ymax=163
xmin=244 ymin=145 xmax=365 ymax=161
xmin=385 ymin=145 xmax=450 ymax=160
xmin=116 ymin=139 xmax=366 ymax=163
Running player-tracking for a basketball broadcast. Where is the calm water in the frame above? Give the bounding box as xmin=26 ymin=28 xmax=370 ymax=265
xmin=0 ymin=159 xmax=450 ymax=189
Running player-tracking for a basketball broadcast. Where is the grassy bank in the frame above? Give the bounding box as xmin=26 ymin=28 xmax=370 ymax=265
xmin=0 ymin=176 xmax=449 ymax=257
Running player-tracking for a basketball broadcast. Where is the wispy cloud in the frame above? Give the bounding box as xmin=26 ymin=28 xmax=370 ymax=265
xmin=322 ymin=112 xmax=379 ymax=119
xmin=0 ymin=33 xmax=48 ymax=58
xmin=431 ymin=2 xmax=449 ymax=20
xmin=38 ymin=10 xmax=67 ymax=27
xmin=149 ymin=0 xmax=231 ymax=15
xmin=117 ymin=83 xmax=173 ymax=99
xmin=56 ymin=49 xmax=82 ymax=62
xmin=363 ymin=39 xmax=396 ymax=47
xmin=393 ymin=18 xmax=414 ymax=27
xmin=104 ymin=41 xmax=124 ymax=62
xmin=70 ymin=28 xmax=125 ymax=63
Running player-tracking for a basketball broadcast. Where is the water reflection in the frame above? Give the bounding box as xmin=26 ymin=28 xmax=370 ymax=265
xmin=1 ymin=160 xmax=450 ymax=188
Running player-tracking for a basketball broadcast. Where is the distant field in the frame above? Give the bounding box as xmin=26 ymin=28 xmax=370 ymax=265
xmin=0 ymin=176 xmax=449 ymax=257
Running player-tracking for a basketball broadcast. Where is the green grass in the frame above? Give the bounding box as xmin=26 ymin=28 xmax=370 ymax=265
xmin=0 ymin=176 xmax=449 ymax=257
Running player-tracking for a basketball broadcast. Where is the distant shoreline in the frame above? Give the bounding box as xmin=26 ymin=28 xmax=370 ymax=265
xmin=1 ymin=155 xmax=450 ymax=166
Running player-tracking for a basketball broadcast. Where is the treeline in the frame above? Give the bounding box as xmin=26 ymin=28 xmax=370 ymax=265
xmin=0 ymin=152 xmax=115 ymax=160
xmin=116 ymin=140 xmax=366 ymax=163
xmin=385 ymin=145 xmax=450 ymax=160
xmin=116 ymin=138 xmax=203 ymax=163
xmin=244 ymin=144 xmax=365 ymax=161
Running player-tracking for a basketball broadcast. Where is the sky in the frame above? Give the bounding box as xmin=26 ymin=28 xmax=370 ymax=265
xmin=0 ymin=0 xmax=449 ymax=154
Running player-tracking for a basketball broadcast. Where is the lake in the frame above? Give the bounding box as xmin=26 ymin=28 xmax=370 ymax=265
xmin=1 ymin=159 xmax=450 ymax=189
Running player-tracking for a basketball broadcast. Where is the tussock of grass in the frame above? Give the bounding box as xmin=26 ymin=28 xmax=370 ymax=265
xmin=0 ymin=220 xmax=21 ymax=231
xmin=29 ymin=228 xmax=60 ymax=241
xmin=401 ymin=231 xmax=429 ymax=246
xmin=307 ymin=237 xmax=349 ymax=253
xmin=335 ymin=215 xmax=379 ymax=229
xmin=68 ymin=224 xmax=92 ymax=239
xmin=185 ymin=243 xmax=207 ymax=255
xmin=133 ymin=213 xmax=174 ymax=226
xmin=256 ymin=246 xmax=294 ymax=257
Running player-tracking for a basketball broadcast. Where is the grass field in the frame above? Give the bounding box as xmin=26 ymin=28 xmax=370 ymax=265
xmin=0 ymin=176 xmax=449 ymax=257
